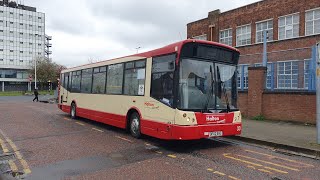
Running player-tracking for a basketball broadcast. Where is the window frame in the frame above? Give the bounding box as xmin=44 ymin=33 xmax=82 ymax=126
xmin=219 ymin=28 xmax=233 ymax=46
xmin=106 ymin=63 xmax=124 ymax=95
xmin=236 ymin=24 xmax=252 ymax=47
xmin=277 ymin=60 xmax=299 ymax=89
xmin=255 ymin=19 xmax=273 ymax=43
xmin=278 ymin=12 xmax=300 ymax=40
xmin=305 ymin=8 xmax=320 ymax=36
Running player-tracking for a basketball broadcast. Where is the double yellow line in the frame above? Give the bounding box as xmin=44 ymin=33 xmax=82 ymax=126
xmin=0 ymin=129 xmax=31 ymax=175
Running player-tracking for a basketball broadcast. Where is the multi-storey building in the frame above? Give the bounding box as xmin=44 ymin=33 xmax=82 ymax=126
xmin=0 ymin=1 xmax=45 ymax=91
xmin=187 ymin=0 xmax=320 ymax=91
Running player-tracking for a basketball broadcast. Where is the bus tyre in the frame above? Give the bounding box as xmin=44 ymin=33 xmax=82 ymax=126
xmin=129 ymin=112 xmax=141 ymax=138
xmin=70 ymin=103 xmax=77 ymax=119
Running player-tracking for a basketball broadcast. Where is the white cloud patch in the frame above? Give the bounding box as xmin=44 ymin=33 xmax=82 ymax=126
xmin=24 ymin=0 xmax=259 ymax=67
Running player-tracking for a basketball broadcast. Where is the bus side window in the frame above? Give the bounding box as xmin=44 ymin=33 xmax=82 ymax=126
xmin=151 ymin=54 xmax=175 ymax=106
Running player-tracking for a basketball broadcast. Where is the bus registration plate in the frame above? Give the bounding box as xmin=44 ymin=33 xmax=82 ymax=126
xmin=208 ymin=131 xmax=223 ymax=137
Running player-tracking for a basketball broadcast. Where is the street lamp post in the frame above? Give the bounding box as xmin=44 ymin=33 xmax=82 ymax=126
xmin=316 ymin=42 xmax=320 ymax=144
xmin=34 ymin=58 xmax=37 ymax=89
xmin=136 ymin=47 xmax=141 ymax=53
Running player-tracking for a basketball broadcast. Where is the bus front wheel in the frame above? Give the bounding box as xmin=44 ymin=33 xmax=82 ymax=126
xmin=129 ymin=112 xmax=141 ymax=138
xmin=70 ymin=103 xmax=77 ymax=119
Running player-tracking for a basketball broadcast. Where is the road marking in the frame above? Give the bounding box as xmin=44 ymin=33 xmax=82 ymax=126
xmin=224 ymin=153 xmax=288 ymax=174
xmin=0 ymin=129 xmax=31 ymax=174
xmin=115 ymin=136 xmax=133 ymax=143
xmin=207 ymin=168 xmax=214 ymax=172
xmin=0 ymin=138 xmax=9 ymax=153
xmin=8 ymin=160 xmax=18 ymax=171
xmin=63 ymin=117 xmax=70 ymax=121
xmin=237 ymin=154 xmax=299 ymax=171
xmin=167 ymin=154 xmax=176 ymax=158
xmin=245 ymin=149 xmax=314 ymax=168
xmin=247 ymin=165 xmax=256 ymax=169
xmin=145 ymin=143 xmax=151 ymax=146
xmin=75 ymin=122 xmax=85 ymax=126
xmin=92 ymin=128 xmax=104 ymax=133
xmin=264 ymin=166 xmax=288 ymax=174
xmin=223 ymin=153 xmax=263 ymax=167
xmin=213 ymin=171 xmax=225 ymax=176
xmin=258 ymin=169 xmax=273 ymax=174
xmin=228 ymin=175 xmax=241 ymax=180
xmin=155 ymin=151 xmax=163 ymax=154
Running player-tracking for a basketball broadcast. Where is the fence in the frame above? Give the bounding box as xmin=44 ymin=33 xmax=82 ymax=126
xmin=237 ymin=45 xmax=317 ymax=92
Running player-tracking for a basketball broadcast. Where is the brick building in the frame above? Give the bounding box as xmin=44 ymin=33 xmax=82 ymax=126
xmin=187 ymin=0 xmax=320 ymax=123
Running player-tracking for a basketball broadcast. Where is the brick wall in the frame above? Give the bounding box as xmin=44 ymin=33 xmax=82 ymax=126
xmin=262 ymin=92 xmax=316 ymax=123
xmin=238 ymin=91 xmax=248 ymax=117
xmin=243 ymin=67 xmax=316 ymax=124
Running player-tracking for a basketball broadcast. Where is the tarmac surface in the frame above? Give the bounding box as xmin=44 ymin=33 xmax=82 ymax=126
xmin=0 ymin=96 xmax=319 ymax=180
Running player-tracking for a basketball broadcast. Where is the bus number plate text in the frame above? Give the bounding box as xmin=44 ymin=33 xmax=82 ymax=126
xmin=207 ymin=131 xmax=223 ymax=137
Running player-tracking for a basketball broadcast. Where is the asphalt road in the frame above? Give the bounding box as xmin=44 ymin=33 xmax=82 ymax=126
xmin=0 ymin=98 xmax=319 ymax=180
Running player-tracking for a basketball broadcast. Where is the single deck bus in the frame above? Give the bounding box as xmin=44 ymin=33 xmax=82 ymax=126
xmin=58 ymin=39 xmax=242 ymax=140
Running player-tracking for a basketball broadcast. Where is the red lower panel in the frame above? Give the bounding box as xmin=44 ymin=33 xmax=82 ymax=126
xmin=77 ymin=107 xmax=126 ymax=129
xmin=57 ymin=104 xmax=241 ymax=140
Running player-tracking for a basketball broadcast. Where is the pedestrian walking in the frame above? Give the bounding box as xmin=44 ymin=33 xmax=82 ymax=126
xmin=33 ymin=88 xmax=39 ymax=102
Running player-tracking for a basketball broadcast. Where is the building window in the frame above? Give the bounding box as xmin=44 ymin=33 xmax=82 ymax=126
xmin=10 ymin=22 xmax=13 ymax=24
xmin=255 ymin=63 xmax=273 ymax=89
xmin=10 ymin=50 xmax=13 ymax=52
xmin=20 ymin=51 xmax=23 ymax=53
xmin=0 ymin=49 xmax=3 ymax=51
xmin=278 ymin=13 xmax=299 ymax=40
xmin=277 ymin=61 xmax=298 ymax=89
xmin=10 ymin=12 xmax=13 ymax=15
xmin=124 ymin=60 xmax=146 ymax=96
xmin=20 ymin=60 xmax=23 ymax=62
xmin=243 ymin=65 xmax=249 ymax=89
xmin=306 ymin=8 xmax=320 ymax=36
xmin=304 ymin=60 xmax=310 ymax=88
xmin=236 ymin=24 xmax=251 ymax=46
xmin=219 ymin=29 xmax=232 ymax=46
xmin=106 ymin=63 xmax=123 ymax=94
xmin=19 ymin=14 xmax=23 ymax=16
xmin=10 ymin=59 xmax=13 ymax=62
xmin=192 ymin=34 xmax=207 ymax=40
xmin=29 ymin=43 xmax=33 ymax=45
xmin=38 ymin=52 xmax=41 ymax=55
xmin=256 ymin=20 xmax=273 ymax=43
xmin=92 ymin=66 xmax=106 ymax=94
xmin=80 ymin=68 xmax=93 ymax=93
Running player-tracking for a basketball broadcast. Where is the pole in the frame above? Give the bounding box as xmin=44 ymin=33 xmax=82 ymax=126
xmin=34 ymin=59 xmax=37 ymax=89
xmin=262 ymin=30 xmax=268 ymax=67
xmin=316 ymin=43 xmax=320 ymax=144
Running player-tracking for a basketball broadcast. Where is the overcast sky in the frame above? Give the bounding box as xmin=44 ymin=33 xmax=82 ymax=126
xmin=23 ymin=0 xmax=259 ymax=67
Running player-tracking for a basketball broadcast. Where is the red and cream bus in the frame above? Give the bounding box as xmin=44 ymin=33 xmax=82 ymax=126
xmin=58 ymin=39 xmax=242 ymax=140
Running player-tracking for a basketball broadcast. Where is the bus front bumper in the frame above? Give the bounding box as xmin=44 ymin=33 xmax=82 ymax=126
xmin=170 ymin=123 xmax=242 ymax=140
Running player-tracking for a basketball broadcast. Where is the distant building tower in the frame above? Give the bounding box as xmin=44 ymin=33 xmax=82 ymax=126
xmin=0 ymin=0 xmax=45 ymax=91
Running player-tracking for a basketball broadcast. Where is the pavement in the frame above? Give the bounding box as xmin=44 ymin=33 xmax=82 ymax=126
xmin=231 ymin=118 xmax=320 ymax=157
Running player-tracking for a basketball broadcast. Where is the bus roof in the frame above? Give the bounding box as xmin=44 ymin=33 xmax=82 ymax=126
xmin=62 ymin=39 xmax=239 ymax=73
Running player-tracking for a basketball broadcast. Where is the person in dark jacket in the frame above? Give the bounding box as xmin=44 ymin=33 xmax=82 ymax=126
xmin=33 ymin=88 xmax=39 ymax=102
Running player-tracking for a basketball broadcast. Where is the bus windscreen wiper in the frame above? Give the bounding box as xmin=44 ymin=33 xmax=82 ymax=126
xmin=204 ymin=65 xmax=214 ymax=112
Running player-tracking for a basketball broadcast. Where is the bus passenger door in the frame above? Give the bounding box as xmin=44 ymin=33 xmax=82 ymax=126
xmin=62 ymin=72 xmax=69 ymax=103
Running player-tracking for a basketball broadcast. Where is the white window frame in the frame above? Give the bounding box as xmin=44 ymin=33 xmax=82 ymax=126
xmin=305 ymin=8 xmax=320 ymax=36
xmin=277 ymin=60 xmax=299 ymax=89
xmin=236 ymin=24 xmax=251 ymax=47
xmin=278 ymin=13 xmax=300 ymax=40
xmin=219 ymin=28 xmax=232 ymax=46
xmin=255 ymin=19 xmax=273 ymax=43
xmin=192 ymin=34 xmax=207 ymax=40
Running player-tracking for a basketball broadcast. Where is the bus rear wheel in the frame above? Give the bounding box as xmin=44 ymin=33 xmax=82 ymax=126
xmin=129 ymin=112 xmax=141 ymax=138
xmin=70 ymin=103 xmax=77 ymax=119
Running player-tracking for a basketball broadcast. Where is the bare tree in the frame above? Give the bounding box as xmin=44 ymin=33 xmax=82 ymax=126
xmin=28 ymin=57 xmax=66 ymax=90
